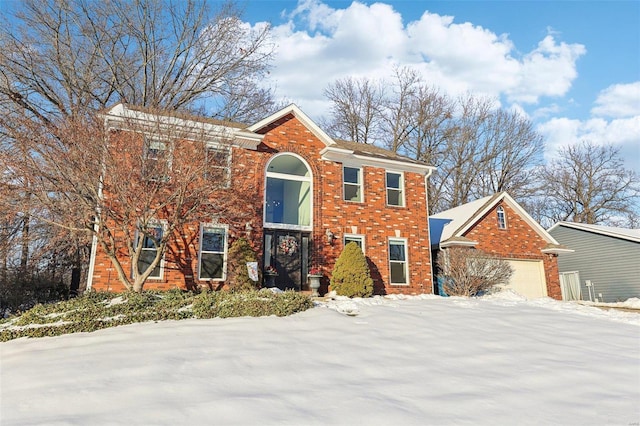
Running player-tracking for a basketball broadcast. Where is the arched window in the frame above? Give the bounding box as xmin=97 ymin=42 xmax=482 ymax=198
xmin=496 ymin=206 xmax=507 ymax=229
xmin=264 ymin=154 xmax=312 ymax=229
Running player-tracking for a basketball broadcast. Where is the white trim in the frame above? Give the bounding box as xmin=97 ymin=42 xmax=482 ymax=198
xmin=344 ymin=234 xmax=366 ymax=254
xmin=263 ymin=153 xmax=314 ymax=230
xmin=440 ymin=239 xmax=478 ymax=248
xmin=386 ymin=171 xmax=405 ymax=207
xmin=104 ymin=103 xmax=263 ymax=149
xmin=321 ymin=146 xmax=436 ymax=176
xmin=548 ymin=221 xmax=640 ymax=243
xmin=134 ymin=221 xmax=167 ymax=280
xmin=343 ymin=165 xmax=364 ymax=203
xmin=197 ymin=223 xmax=229 ymax=281
xmin=388 ymin=237 xmax=410 ymax=286
xmin=247 ymin=104 xmax=335 ymax=147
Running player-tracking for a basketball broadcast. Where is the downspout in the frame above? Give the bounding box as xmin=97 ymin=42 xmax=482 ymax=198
xmin=86 ymin=116 xmax=108 ymax=291
xmin=424 ymin=168 xmax=435 ymax=294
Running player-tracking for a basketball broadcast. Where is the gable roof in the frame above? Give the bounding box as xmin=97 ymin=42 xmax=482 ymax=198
xmin=548 ymin=221 xmax=640 ymax=243
xmin=430 ymin=192 xmax=571 ymax=253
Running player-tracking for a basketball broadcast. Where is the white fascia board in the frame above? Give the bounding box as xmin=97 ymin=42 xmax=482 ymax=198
xmin=455 ymin=192 xmax=560 ymax=245
xmin=247 ymin=104 xmax=336 ymax=147
xmin=440 ymin=239 xmax=478 ymax=248
xmin=541 ymin=247 xmax=575 ymax=254
xmin=320 ymin=146 xmax=436 ymax=176
xmin=104 ymin=104 xmax=263 ymax=149
xmin=548 ymin=221 xmax=640 ymax=243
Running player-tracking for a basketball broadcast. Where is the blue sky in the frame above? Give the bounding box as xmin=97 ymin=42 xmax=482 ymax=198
xmin=239 ymin=0 xmax=640 ymax=172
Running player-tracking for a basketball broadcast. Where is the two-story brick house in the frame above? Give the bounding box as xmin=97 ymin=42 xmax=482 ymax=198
xmin=87 ymin=103 xmax=436 ymax=295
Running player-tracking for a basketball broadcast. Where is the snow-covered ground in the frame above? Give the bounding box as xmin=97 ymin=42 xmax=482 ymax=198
xmin=1 ymin=292 xmax=639 ymax=426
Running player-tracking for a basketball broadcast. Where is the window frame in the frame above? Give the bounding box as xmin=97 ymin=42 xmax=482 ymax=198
xmin=205 ymin=146 xmax=232 ymax=188
xmin=497 ymin=205 xmax=507 ymax=229
xmin=143 ymin=136 xmax=172 ymax=182
xmin=134 ymin=221 xmax=166 ymax=280
xmin=343 ymin=166 xmax=363 ymax=203
xmin=343 ymin=234 xmax=365 ymax=254
xmin=385 ymin=171 xmax=405 ymax=207
xmin=388 ymin=237 xmax=409 ymax=285
xmin=263 ymin=153 xmax=313 ymax=231
xmin=198 ymin=223 xmax=228 ymax=281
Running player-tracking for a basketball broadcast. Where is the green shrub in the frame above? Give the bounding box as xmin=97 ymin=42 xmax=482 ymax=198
xmin=330 ymin=242 xmax=373 ymax=298
xmin=227 ymin=238 xmax=260 ymax=292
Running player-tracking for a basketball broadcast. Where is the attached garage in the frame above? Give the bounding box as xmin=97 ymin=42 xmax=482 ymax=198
xmin=504 ymin=259 xmax=547 ymax=299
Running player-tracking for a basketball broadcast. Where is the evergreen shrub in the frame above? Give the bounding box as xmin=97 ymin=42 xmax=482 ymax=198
xmin=330 ymin=242 xmax=373 ymax=298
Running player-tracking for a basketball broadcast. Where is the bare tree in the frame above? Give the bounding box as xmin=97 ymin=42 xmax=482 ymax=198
xmin=436 ymin=247 xmax=513 ymax=297
xmin=0 ymin=0 xmax=275 ymax=120
xmin=322 ymin=76 xmax=385 ymax=144
xmin=537 ymin=141 xmax=640 ymax=226
xmin=0 ymin=0 xmax=275 ymax=293
xmin=322 ymin=74 xmax=543 ymax=214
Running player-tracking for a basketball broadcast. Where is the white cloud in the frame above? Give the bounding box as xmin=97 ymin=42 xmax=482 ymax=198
xmin=261 ymin=1 xmax=586 ymax=119
xmin=537 ymin=115 xmax=640 ymax=172
xmin=591 ymin=82 xmax=640 ymax=118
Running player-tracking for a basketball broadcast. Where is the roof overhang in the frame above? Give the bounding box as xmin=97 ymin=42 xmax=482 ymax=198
xmin=320 ymin=146 xmax=436 ymax=176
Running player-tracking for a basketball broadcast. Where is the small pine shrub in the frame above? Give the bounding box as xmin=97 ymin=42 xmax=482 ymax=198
xmin=330 ymin=242 xmax=373 ymax=298
xmin=227 ymin=238 xmax=260 ymax=292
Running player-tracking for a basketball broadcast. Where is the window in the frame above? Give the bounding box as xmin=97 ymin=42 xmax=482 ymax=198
xmin=265 ymin=154 xmax=312 ymax=229
xmin=198 ymin=225 xmax=227 ymax=280
xmin=388 ymin=238 xmax=408 ymax=285
xmin=344 ymin=234 xmax=365 ymax=253
xmin=343 ymin=166 xmax=362 ymax=202
xmin=205 ymin=147 xmax=231 ymax=188
xmin=497 ymin=206 xmax=507 ymax=229
xmin=386 ymin=171 xmax=404 ymax=207
xmin=143 ymin=137 xmax=171 ymax=181
xmin=136 ymin=224 xmax=164 ymax=279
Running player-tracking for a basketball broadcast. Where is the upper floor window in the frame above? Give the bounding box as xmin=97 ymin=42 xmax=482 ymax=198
xmin=198 ymin=224 xmax=227 ymax=280
xmin=497 ymin=206 xmax=507 ymax=229
xmin=343 ymin=166 xmax=363 ymax=202
xmin=205 ymin=147 xmax=231 ymax=188
xmin=386 ymin=171 xmax=404 ymax=207
xmin=136 ymin=223 xmax=165 ymax=279
xmin=265 ymin=154 xmax=312 ymax=229
xmin=143 ymin=137 xmax=171 ymax=181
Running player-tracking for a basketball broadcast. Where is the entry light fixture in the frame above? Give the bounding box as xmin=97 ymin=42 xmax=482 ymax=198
xmin=326 ymin=229 xmax=336 ymax=245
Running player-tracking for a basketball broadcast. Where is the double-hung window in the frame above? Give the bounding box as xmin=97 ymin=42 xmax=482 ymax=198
xmin=343 ymin=166 xmax=363 ymax=202
xmin=137 ymin=224 xmax=164 ymax=279
xmin=143 ymin=137 xmax=171 ymax=181
xmin=205 ymin=147 xmax=232 ymax=188
xmin=388 ymin=238 xmax=408 ymax=285
xmin=198 ymin=225 xmax=227 ymax=280
xmin=386 ymin=171 xmax=404 ymax=207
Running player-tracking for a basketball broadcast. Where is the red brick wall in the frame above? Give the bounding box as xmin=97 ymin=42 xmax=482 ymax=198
xmin=90 ymin=113 xmax=433 ymax=295
xmin=463 ymin=201 xmax=561 ymax=299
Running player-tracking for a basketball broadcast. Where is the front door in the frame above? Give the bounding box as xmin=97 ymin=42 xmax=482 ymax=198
xmin=263 ymin=230 xmax=310 ymax=291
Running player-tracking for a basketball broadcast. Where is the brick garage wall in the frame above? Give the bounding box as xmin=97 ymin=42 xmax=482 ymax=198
xmin=463 ymin=201 xmax=561 ymax=300
xmin=90 ymin=113 xmax=433 ymax=295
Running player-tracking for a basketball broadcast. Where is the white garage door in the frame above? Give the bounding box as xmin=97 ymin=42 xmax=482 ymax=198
xmin=504 ymin=259 xmax=547 ymax=299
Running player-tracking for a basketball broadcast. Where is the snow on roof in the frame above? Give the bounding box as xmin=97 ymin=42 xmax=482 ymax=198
xmin=549 ymin=221 xmax=640 ymax=243
xmin=430 ymin=194 xmax=495 ymax=241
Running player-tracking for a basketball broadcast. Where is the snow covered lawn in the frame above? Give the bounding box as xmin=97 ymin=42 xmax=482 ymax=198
xmin=1 ymin=293 xmax=639 ymax=425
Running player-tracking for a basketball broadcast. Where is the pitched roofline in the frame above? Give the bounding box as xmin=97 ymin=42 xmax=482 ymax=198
xmin=548 ymin=221 xmax=640 ymax=243
xmin=246 ymin=104 xmax=336 ymax=147
xmin=456 ymin=192 xmax=562 ymax=246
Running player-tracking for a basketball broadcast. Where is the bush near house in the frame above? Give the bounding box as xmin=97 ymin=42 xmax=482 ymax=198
xmin=330 ymin=242 xmax=373 ymax=298
xmin=0 ymin=289 xmax=312 ymax=342
xmin=227 ymin=238 xmax=260 ymax=292
xmin=437 ymin=247 xmax=513 ymax=297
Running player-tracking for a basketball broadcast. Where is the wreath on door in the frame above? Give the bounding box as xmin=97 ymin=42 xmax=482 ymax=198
xmin=279 ymin=236 xmax=298 ymax=255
